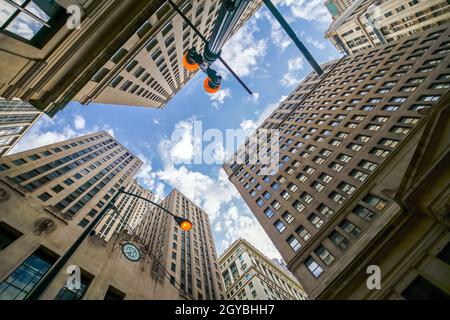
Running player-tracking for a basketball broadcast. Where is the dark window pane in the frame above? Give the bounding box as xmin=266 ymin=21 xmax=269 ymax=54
xmin=437 ymin=243 xmax=450 ymax=265
xmin=104 ymin=286 xmax=125 ymax=300
xmin=0 ymin=247 xmax=57 ymax=300
xmin=401 ymin=276 xmax=449 ymax=300
xmin=0 ymin=222 xmax=22 ymax=251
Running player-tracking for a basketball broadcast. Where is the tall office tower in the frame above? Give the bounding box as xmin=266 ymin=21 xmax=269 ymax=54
xmin=76 ymin=0 xmax=263 ymax=109
xmin=95 ymin=179 xmax=154 ymax=242
xmin=0 ymin=0 xmax=262 ymax=116
xmin=135 ymin=189 xmax=225 ymax=300
xmin=0 ymin=132 xmax=156 ymax=300
xmin=0 ymin=98 xmax=42 ymax=157
xmin=325 ymin=0 xmax=450 ymax=55
xmin=223 ymin=26 xmax=450 ymax=299
xmin=219 ymin=239 xmax=307 ymax=300
xmin=325 ymin=0 xmax=355 ymax=20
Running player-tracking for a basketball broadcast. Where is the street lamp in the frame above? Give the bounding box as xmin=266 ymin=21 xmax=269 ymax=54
xmin=27 ymin=186 xmax=192 ymax=300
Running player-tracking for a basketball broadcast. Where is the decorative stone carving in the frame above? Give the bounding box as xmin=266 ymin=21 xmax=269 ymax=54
xmin=0 ymin=187 xmax=10 ymax=202
xmin=34 ymin=218 xmax=57 ymax=236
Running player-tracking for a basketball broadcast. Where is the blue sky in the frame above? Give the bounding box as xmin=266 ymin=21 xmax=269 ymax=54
xmin=11 ymin=1 xmax=341 ymax=260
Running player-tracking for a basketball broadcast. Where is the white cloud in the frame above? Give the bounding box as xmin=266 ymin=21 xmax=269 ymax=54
xmin=240 ymin=120 xmax=258 ymax=131
xmin=273 ymin=0 xmax=332 ymax=27
xmin=305 ymin=36 xmax=326 ymax=50
xmin=141 ymin=117 xmax=282 ymax=259
xmin=239 ymin=95 xmax=289 ymax=132
xmin=218 ymin=205 xmax=282 ymax=259
xmin=9 ymin=114 xmax=115 ymax=155
xmin=280 ymin=56 xmax=305 ymax=87
xmin=215 ymin=19 xmax=268 ymax=78
xmin=259 ymin=9 xmax=291 ymax=52
xmin=159 ymin=119 xmax=196 ymax=165
xmin=134 ymin=153 xmax=166 ymax=201
xmin=74 ymin=115 xmax=86 ymax=130
xmin=209 ymin=88 xmax=231 ymax=109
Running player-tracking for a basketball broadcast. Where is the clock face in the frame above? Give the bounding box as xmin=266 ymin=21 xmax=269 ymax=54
xmin=122 ymin=243 xmax=141 ymax=262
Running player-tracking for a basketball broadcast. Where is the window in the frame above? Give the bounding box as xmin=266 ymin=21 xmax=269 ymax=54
xmin=256 ymin=199 xmax=265 ymax=207
xmin=315 ymin=245 xmax=335 ymax=266
xmin=353 ymin=205 xmax=376 ymax=221
xmin=296 ymin=226 xmax=312 ymax=241
xmin=305 ymin=257 xmax=323 ymax=278
xmin=55 ymin=272 xmax=92 ymax=300
xmin=271 ymin=201 xmax=282 ymax=211
xmin=301 ymin=192 xmax=314 ymax=204
xmin=339 ymin=220 xmax=361 ymax=237
xmin=0 ymin=0 xmax=67 ymax=48
xmin=318 ymin=204 xmax=334 ymax=218
xmin=92 ymin=67 xmax=109 ymax=82
xmin=370 ymin=148 xmax=390 ymax=158
xmin=293 ymin=201 xmax=305 ymax=213
xmin=38 ymin=192 xmax=52 ymax=202
xmin=311 ymin=181 xmax=325 ymax=192
xmin=262 ymin=192 xmax=271 ymax=200
xmin=330 ymin=162 xmax=344 ymax=172
xmin=104 ymin=286 xmax=126 ymax=300
xmin=309 ymin=214 xmax=325 ymax=229
xmin=51 ymin=184 xmax=64 ymax=194
xmin=339 ymin=182 xmax=356 ymax=195
xmin=64 ymin=178 xmax=74 ymax=186
xmin=401 ymin=276 xmax=449 ymax=300
xmin=78 ymin=219 xmax=89 ymax=228
xmin=287 ymin=236 xmax=302 ymax=252
xmin=271 ymin=182 xmax=280 ymax=191
xmin=282 ymin=212 xmax=294 ymax=224
xmin=12 ymin=158 xmax=27 ymax=166
xmin=363 ymin=194 xmax=387 ymax=210
xmin=297 ymin=174 xmax=308 ymax=183
xmin=274 ymin=220 xmax=286 ymax=233
xmin=288 ymin=183 xmax=299 ymax=192
xmin=0 ymin=222 xmax=22 ymax=251
xmin=400 ymin=117 xmax=420 ymax=125
xmin=111 ymin=48 xmax=128 ymax=64
xmin=329 ymin=231 xmax=350 ymax=251
xmin=0 ymin=247 xmax=58 ymax=300
xmin=264 ymin=208 xmax=274 ymax=219
xmin=280 ymin=190 xmax=291 ymax=200
xmin=350 ymin=169 xmax=369 ymax=182
xmin=391 ymin=126 xmax=411 ymax=135
xmin=437 ymin=243 xmax=450 ymax=265
xmin=419 ymin=95 xmax=440 ymax=102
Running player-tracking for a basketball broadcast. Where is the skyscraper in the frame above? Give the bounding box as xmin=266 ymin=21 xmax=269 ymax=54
xmin=136 ymin=189 xmax=225 ymax=300
xmin=325 ymin=0 xmax=355 ymax=20
xmin=219 ymin=239 xmax=307 ymax=300
xmin=0 ymin=131 xmax=148 ymax=299
xmin=0 ymin=0 xmax=262 ymax=116
xmin=325 ymin=0 xmax=450 ymax=55
xmin=95 ymin=179 xmax=154 ymax=242
xmin=223 ymin=25 xmax=450 ymax=299
xmin=0 ymin=98 xmax=42 ymax=157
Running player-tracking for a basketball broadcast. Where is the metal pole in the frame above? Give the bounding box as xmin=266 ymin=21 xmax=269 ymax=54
xmin=26 ymin=187 xmax=125 ymax=300
xmin=263 ymin=0 xmax=324 ymax=76
xmin=121 ymin=191 xmax=176 ymax=218
xmin=167 ymin=0 xmax=254 ymax=95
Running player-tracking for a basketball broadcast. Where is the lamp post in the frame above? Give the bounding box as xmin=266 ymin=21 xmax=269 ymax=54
xmin=27 ymin=187 xmax=192 ymax=300
xmin=121 ymin=190 xmax=193 ymax=232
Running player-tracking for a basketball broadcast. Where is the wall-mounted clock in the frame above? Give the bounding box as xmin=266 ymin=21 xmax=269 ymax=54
xmin=122 ymin=243 xmax=142 ymax=262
